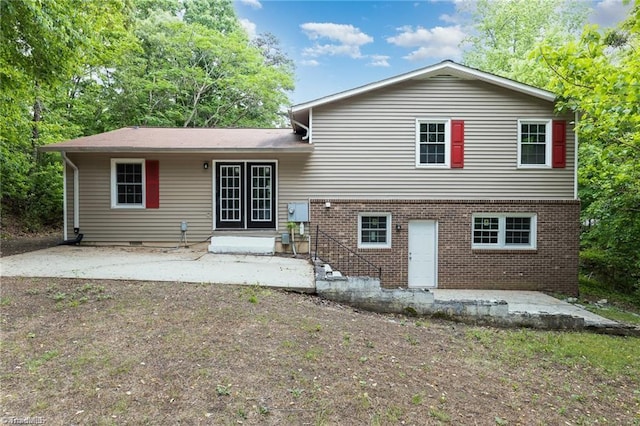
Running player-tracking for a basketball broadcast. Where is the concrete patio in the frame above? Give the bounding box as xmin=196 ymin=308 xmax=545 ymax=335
xmin=0 ymin=244 xmax=315 ymax=291
xmin=1 ymin=245 xmax=626 ymax=330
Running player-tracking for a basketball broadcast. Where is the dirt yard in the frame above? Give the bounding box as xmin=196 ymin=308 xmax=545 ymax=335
xmin=1 ymin=277 xmax=638 ymax=425
xmin=0 ymin=218 xmax=61 ymax=257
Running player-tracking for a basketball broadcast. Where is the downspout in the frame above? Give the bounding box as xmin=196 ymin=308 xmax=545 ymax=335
xmin=574 ymin=111 xmax=579 ymax=200
xmin=62 ymin=155 xmax=67 ymax=239
xmin=61 ymin=152 xmax=79 ymax=234
xmin=291 ymin=119 xmax=310 ymax=141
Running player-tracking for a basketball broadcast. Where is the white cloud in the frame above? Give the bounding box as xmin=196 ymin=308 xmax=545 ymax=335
xmin=438 ymin=13 xmax=460 ymax=24
xmin=403 ymin=45 xmax=462 ymax=61
xmin=300 ymin=59 xmax=320 ymax=67
xmin=387 ymin=25 xmax=466 ymax=61
xmin=239 ymin=18 xmax=257 ymax=39
xmin=239 ymin=0 xmax=262 ymax=9
xmin=300 ymin=22 xmax=373 ymax=59
xmin=368 ymin=54 xmax=390 ymax=67
xmin=590 ymin=0 xmax=632 ymax=27
xmin=303 ymin=44 xmax=363 ymax=58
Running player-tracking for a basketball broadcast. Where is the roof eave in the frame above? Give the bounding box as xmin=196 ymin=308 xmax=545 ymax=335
xmin=40 ymin=147 xmax=314 ymax=154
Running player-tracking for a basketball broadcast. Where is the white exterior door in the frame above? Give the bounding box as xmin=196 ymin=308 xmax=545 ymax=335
xmin=408 ymin=220 xmax=438 ymax=288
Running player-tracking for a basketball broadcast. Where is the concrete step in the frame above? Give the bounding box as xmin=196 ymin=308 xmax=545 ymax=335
xmin=208 ymin=236 xmax=275 ymax=255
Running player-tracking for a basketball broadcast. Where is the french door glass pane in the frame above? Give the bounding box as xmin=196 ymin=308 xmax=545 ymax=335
xmin=251 ymin=165 xmax=271 ymax=221
xmin=220 ymin=165 xmax=241 ymax=221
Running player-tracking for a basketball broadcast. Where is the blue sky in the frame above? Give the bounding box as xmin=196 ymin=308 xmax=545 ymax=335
xmin=233 ymin=0 xmax=632 ymax=104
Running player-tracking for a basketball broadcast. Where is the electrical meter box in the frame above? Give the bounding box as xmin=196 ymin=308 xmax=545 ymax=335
xmin=287 ymin=202 xmax=309 ymax=222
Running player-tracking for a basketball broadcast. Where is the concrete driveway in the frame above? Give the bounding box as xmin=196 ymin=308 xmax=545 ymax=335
xmin=1 ymin=245 xmax=626 ymax=330
xmin=1 ymin=245 xmax=315 ymax=291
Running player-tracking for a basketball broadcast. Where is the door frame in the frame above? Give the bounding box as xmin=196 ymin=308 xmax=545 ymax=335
xmin=212 ymin=160 xmax=278 ymax=230
xmin=407 ymin=220 xmax=438 ymax=288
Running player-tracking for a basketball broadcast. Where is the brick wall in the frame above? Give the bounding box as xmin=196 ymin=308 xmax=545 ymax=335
xmin=310 ymin=199 xmax=580 ymax=296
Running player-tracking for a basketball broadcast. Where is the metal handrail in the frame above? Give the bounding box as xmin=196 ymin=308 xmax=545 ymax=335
xmin=313 ymin=225 xmax=382 ymax=281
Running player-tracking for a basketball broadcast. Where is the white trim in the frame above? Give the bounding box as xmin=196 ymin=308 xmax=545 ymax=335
xmin=574 ymin=112 xmax=579 ymax=200
xmin=357 ymin=212 xmax=392 ymax=249
xmin=61 ymin=152 xmax=79 ymax=234
xmin=308 ymin=108 xmax=313 ymax=144
xmin=110 ymin=158 xmax=146 ymax=209
xmin=415 ymin=118 xmax=451 ymax=168
xmin=212 ymin=159 xmax=279 ymax=231
xmin=291 ymin=61 xmax=555 ymax=113
xmin=471 ymin=213 xmax=537 ymax=250
xmin=517 ymin=119 xmax=552 ymax=168
xmin=62 ymin=156 xmax=67 ymax=240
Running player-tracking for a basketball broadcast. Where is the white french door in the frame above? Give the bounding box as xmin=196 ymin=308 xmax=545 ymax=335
xmin=215 ymin=162 xmax=276 ymax=229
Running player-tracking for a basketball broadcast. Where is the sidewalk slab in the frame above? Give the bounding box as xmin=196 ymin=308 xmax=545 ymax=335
xmin=1 ymin=245 xmax=314 ymax=291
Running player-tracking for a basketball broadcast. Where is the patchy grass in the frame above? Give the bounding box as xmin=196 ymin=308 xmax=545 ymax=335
xmin=1 ymin=277 xmax=639 ymax=425
xmin=467 ymin=328 xmax=640 ymax=377
xmin=585 ymin=305 xmax=640 ymax=326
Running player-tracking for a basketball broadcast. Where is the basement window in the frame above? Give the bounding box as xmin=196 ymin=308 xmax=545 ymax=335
xmin=358 ymin=213 xmax=391 ymax=249
xmin=472 ymin=213 xmax=537 ymax=250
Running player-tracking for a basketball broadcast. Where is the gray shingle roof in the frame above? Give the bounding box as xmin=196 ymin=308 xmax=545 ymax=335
xmin=40 ymin=127 xmax=311 ymax=153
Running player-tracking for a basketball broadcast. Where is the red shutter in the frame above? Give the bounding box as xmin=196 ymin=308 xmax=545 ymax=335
xmin=145 ymin=160 xmax=160 ymax=208
xmin=552 ymin=120 xmax=566 ymax=168
xmin=451 ymin=120 xmax=464 ymax=168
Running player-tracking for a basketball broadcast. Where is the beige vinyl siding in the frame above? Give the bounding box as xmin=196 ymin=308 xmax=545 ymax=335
xmin=66 ymin=152 xmax=311 ymax=242
xmin=68 ymin=153 xmax=213 ymax=242
xmin=303 ymin=77 xmax=575 ymax=200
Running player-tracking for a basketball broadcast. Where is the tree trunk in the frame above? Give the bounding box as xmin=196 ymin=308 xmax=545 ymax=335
xmin=31 ymin=81 xmax=42 ymax=162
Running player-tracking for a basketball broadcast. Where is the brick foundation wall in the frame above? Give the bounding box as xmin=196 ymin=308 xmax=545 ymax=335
xmin=310 ymin=199 xmax=580 ymax=296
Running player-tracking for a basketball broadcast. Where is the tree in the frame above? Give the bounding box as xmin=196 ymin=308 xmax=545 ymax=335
xmin=537 ymin=3 xmax=640 ymax=294
xmin=461 ymin=0 xmax=589 ymax=86
xmin=105 ymin=1 xmax=294 ymax=128
xmin=1 ymin=0 xmax=136 ymax=229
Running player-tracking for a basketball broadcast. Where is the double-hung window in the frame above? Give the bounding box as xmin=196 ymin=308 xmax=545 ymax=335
xmin=472 ymin=213 xmax=537 ymax=249
xmin=111 ymin=159 xmax=145 ymax=208
xmin=416 ymin=119 xmax=450 ymax=167
xmin=358 ymin=213 xmax=391 ymax=249
xmin=518 ymin=120 xmax=551 ymax=167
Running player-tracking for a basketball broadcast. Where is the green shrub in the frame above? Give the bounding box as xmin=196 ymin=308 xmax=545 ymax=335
xmin=580 ymin=248 xmax=639 ymax=296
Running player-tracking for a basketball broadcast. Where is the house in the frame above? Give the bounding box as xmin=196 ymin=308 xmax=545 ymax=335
xmin=41 ymin=60 xmax=580 ymax=295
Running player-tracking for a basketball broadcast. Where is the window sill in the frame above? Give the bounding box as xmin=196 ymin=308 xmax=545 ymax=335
xmin=111 ymin=205 xmax=146 ymax=209
xmin=516 ymin=165 xmax=551 ymax=170
xmin=358 ymin=245 xmax=392 ymax=250
xmin=472 ymin=248 xmax=537 ymax=254
xmin=416 ymin=164 xmax=450 ymax=169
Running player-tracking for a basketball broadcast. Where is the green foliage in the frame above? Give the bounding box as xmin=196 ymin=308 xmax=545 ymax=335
xmin=581 ymin=248 xmax=638 ymax=295
xmin=579 ymin=275 xmax=640 ymax=311
xmin=538 ymin=4 xmax=640 ymax=295
xmin=461 ymin=0 xmax=589 ymax=86
xmin=0 ymin=0 xmax=136 ymax=229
